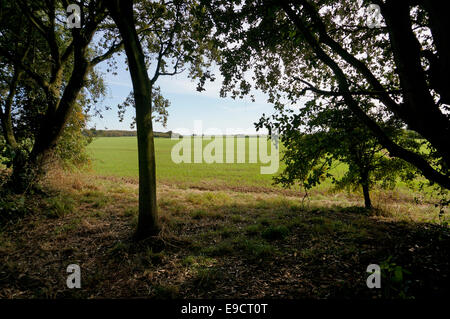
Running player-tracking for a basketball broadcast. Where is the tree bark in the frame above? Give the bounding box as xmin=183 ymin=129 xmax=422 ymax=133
xmin=0 ymin=67 xmax=21 ymax=150
xmin=105 ymin=0 xmax=160 ymax=239
xmin=362 ymin=183 xmax=371 ymax=210
xmin=360 ymin=170 xmax=372 ymax=209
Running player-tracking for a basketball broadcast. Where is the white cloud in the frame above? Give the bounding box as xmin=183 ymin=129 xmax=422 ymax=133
xmin=104 ymin=80 xmax=133 ymax=88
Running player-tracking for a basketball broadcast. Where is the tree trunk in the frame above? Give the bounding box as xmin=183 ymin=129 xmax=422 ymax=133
xmin=381 ymin=0 xmax=450 ymax=167
xmin=360 ymin=170 xmax=372 ymax=209
xmin=106 ymin=0 xmax=160 ymax=239
xmin=0 ymin=68 xmax=20 ymax=150
xmin=362 ymin=182 xmax=372 ymax=209
xmin=7 ymin=41 xmax=91 ymax=193
xmin=8 ymin=151 xmax=32 ymax=193
xmin=1 ymin=67 xmax=34 ymax=193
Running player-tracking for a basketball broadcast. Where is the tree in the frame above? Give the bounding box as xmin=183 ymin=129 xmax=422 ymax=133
xmin=104 ymin=0 xmax=216 ymax=239
xmin=1 ymin=93 xmax=93 ymax=173
xmin=206 ymin=0 xmax=449 ymax=189
xmin=261 ymin=101 xmax=416 ymax=209
xmin=0 ymin=0 xmax=120 ymax=191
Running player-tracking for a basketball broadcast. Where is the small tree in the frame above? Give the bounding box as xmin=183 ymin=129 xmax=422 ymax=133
xmin=260 ymin=103 xmax=416 ymax=209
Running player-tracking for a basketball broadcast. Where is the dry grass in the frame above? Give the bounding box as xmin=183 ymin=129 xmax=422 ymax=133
xmin=0 ymin=169 xmax=449 ymax=299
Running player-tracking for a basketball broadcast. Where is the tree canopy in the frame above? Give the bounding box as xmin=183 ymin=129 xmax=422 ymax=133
xmin=205 ymin=0 xmax=449 ymax=189
xmin=0 ymin=0 xmax=118 ymax=190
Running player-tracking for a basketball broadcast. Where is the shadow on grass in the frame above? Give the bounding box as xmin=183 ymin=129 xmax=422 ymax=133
xmin=0 ymin=183 xmax=449 ymax=299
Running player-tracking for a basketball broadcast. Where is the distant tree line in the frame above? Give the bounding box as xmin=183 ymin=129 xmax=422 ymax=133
xmin=84 ymin=129 xmax=175 ymax=138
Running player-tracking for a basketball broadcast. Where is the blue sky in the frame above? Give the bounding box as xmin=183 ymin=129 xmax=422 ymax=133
xmin=89 ymin=55 xmax=276 ymax=135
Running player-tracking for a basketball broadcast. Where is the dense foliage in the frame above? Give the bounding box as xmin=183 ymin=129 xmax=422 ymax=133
xmin=0 ymin=0 xmax=114 ymax=191
xmin=205 ymin=0 xmax=449 ymax=191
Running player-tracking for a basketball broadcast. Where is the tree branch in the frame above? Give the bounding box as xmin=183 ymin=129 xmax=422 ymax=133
xmin=293 ymin=77 xmax=402 ymax=97
xmin=294 ymin=0 xmax=404 ymax=118
xmin=281 ymin=1 xmax=450 ymax=189
xmin=90 ymin=40 xmax=124 ymax=66
xmin=150 ymin=3 xmax=181 ymax=84
xmin=0 ymin=46 xmax=50 ymax=93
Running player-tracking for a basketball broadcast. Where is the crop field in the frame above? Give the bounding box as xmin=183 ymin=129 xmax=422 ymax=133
xmin=87 ymin=136 xmax=346 ymax=190
xmin=87 ymin=136 xmax=427 ymax=194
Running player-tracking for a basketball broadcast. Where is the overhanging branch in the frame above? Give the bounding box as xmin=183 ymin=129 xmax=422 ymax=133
xmin=281 ymin=1 xmax=450 ymax=189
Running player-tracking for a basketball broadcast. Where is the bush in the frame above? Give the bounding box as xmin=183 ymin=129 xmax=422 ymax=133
xmin=55 ymin=105 xmax=92 ymax=170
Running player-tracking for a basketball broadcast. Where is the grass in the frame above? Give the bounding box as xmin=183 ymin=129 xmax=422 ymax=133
xmin=88 ymin=136 xmax=436 ymax=197
xmin=0 ymin=171 xmax=448 ymax=299
xmin=88 ymin=136 xmax=282 ymax=188
xmin=0 ymin=136 xmax=449 ymax=299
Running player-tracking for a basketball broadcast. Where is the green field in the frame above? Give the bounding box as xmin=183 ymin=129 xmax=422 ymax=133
xmin=88 ymin=136 xmax=438 ymax=199
xmin=88 ymin=136 xmax=296 ymax=188
xmin=87 ymin=136 xmax=420 ymax=193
